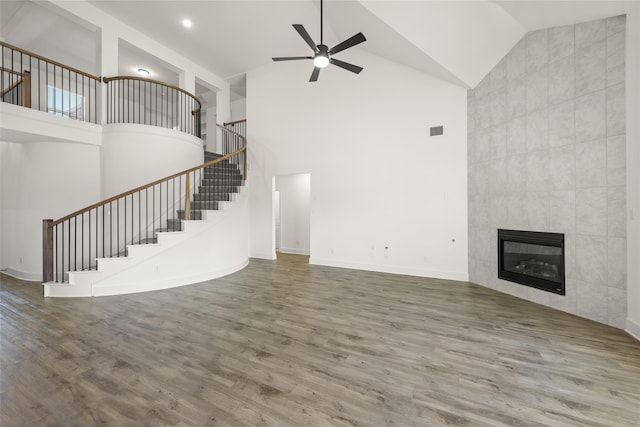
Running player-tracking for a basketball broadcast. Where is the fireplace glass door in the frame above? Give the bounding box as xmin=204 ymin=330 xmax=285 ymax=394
xmin=498 ymin=229 xmax=565 ymax=295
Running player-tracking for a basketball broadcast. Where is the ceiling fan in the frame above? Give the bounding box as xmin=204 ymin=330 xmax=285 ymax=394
xmin=272 ymin=0 xmax=366 ymax=82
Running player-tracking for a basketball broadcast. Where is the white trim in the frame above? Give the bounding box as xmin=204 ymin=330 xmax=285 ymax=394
xmin=0 ymin=267 xmax=41 ymax=282
xmin=278 ymin=248 xmax=310 ymax=256
xmin=0 ymin=102 xmax=102 ymax=145
xmin=251 ymin=252 xmax=277 ymax=260
xmin=309 ymin=258 xmax=469 ymax=282
xmin=626 ymin=318 xmax=640 ymax=342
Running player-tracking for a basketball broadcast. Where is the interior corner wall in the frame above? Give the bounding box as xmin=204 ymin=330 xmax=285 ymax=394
xmin=467 ymin=15 xmax=630 ymax=330
xmin=625 ymin=5 xmax=640 ymax=339
xmin=0 ymin=140 xmax=101 ymax=281
xmin=247 ymin=50 xmax=468 ymax=280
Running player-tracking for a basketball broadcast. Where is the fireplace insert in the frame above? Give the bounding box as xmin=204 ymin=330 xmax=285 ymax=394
xmin=498 ymin=229 xmax=565 ymax=295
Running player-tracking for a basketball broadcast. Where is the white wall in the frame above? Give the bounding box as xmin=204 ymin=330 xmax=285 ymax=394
xmin=101 ymin=124 xmax=203 ymax=198
xmin=0 ymin=140 xmax=101 ymax=280
xmin=275 ymin=173 xmax=310 ymax=255
xmin=231 ymin=98 xmax=246 ymax=122
xmin=626 ymin=5 xmax=640 ymax=339
xmin=247 ymin=50 xmax=468 ymax=280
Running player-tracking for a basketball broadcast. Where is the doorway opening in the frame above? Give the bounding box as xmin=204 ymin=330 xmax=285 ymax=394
xmin=274 ymin=173 xmax=310 ymax=262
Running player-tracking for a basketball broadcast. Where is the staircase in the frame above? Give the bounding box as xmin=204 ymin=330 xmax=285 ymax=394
xmin=168 ymin=151 xmax=244 ymax=229
xmin=43 ymin=146 xmax=248 ymax=298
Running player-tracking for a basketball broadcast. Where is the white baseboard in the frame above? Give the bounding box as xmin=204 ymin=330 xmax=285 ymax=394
xmin=309 ymin=257 xmax=469 ymax=282
xmin=277 ymin=248 xmax=310 ymax=256
xmin=626 ymin=318 xmax=640 ymax=342
xmin=250 ymin=252 xmax=277 ymax=260
xmin=0 ymin=267 xmax=41 ymax=282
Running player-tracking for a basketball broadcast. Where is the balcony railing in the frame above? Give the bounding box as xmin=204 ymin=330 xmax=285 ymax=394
xmin=1 ymin=41 xmax=100 ymax=123
xmin=1 ymin=42 xmax=203 ymax=137
xmin=103 ymin=76 xmax=202 ymax=138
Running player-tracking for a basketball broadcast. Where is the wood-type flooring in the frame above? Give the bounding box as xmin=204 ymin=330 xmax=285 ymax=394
xmin=1 ymin=253 xmax=639 ymax=426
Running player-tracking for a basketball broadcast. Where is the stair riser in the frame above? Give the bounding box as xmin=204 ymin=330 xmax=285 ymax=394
xmin=201 ymin=177 xmax=243 ymax=183
xmin=198 ymin=187 xmax=239 ymax=194
xmin=203 ymin=173 xmax=242 ymax=179
xmin=193 ymin=194 xmax=231 ymax=202
xmin=190 ymin=202 xmax=220 ymax=209
xmin=177 ymin=210 xmax=205 ymax=220
xmin=205 ymin=164 xmax=239 ymax=171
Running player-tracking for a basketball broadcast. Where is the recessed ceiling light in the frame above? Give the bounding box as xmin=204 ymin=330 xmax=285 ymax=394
xmin=137 ymin=68 xmax=150 ymax=77
xmin=182 ymin=18 xmax=193 ymax=28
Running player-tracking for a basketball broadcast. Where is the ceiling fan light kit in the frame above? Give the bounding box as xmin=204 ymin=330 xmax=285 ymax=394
xmin=272 ymin=0 xmax=366 ymax=82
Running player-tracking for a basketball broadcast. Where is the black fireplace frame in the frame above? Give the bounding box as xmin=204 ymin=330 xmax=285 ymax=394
xmin=498 ymin=229 xmax=565 ymax=295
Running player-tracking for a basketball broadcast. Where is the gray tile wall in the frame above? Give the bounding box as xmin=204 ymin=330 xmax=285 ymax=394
xmin=468 ymin=16 xmax=627 ymax=328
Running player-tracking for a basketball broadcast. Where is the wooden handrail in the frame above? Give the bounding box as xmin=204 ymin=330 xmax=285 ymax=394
xmin=0 ymin=41 xmax=101 ymax=81
xmin=0 ymin=66 xmax=23 ymax=76
xmin=1 ymin=70 xmax=30 ymax=108
xmin=51 ymin=126 xmax=246 ymax=226
xmin=102 ymin=75 xmax=202 ymax=108
xmin=223 ymin=119 xmax=247 ymax=126
xmin=1 ymin=76 xmax=24 ymax=97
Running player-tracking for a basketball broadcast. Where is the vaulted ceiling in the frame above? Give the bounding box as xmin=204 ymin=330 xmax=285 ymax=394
xmin=1 ymin=1 xmax=633 ymax=91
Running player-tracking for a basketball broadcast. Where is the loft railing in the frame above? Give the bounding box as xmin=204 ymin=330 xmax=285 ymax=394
xmin=43 ymin=124 xmax=246 ymax=283
xmin=1 ymin=41 xmax=100 ymax=123
xmin=103 ymin=76 xmax=202 ymax=138
xmin=222 ymin=119 xmax=247 ymax=174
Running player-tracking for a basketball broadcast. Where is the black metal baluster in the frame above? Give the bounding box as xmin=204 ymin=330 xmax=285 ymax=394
xmin=117 ymin=199 xmax=120 ymax=256
xmin=102 ymin=205 xmax=105 ymax=259
xmin=146 ymin=188 xmax=149 ymax=242
xmin=55 ymin=225 xmax=58 ymax=282
xmin=95 ymin=207 xmax=98 ymax=269
xmin=131 ymin=194 xmax=134 ymax=245
xmin=81 ymin=213 xmax=84 ymax=270
xmin=153 ymin=185 xmax=156 ymax=237
xmin=110 ymin=202 xmax=113 ymax=257
xmin=88 ymin=209 xmax=91 ymax=270
xmin=1 ymin=46 xmax=4 ymax=102
xmin=120 ymin=79 xmax=123 ymax=123
xmin=67 ymin=219 xmax=71 ymax=279
xmin=172 ymin=179 xmax=175 ymax=226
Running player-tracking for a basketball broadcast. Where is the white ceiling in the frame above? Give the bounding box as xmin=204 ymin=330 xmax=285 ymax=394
xmin=1 ymin=0 xmax=634 ymax=96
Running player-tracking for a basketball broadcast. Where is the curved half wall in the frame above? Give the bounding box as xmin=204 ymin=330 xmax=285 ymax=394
xmin=101 ymin=123 xmax=204 ymax=198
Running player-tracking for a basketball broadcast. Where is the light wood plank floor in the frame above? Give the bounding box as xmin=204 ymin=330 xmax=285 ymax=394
xmin=1 ymin=254 xmax=639 ymax=426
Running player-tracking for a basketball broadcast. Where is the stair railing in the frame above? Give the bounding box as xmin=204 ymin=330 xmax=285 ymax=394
xmin=42 ymin=124 xmax=246 ymax=283
xmin=1 ymin=41 xmax=100 ymax=123
xmin=103 ymin=76 xmax=202 ymax=138
xmin=1 ymin=68 xmax=30 ymax=107
xmin=222 ymin=119 xmax=246 ymax=176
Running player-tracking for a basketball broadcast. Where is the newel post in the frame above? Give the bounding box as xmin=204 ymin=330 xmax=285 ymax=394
xmin=184 ymin=173 xmax=191 ymax=220
xmin=22 ymin=70 xmax=31 ymax=108
xmin=42 ymin=219 xmax=53 ymax=283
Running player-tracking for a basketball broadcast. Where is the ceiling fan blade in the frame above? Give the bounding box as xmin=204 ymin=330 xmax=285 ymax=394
xmin=329 ymin=58 xmax=363 ymax=74
xmin=293 ymin=24 xmax=319 ymax=53
xmin=309 ymin=67 xmax=321 ymax=82
xmin=272 ymin=56 xmax=312 ymax=61
xmin=328 ymin=32 xmax=366 ymax=55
